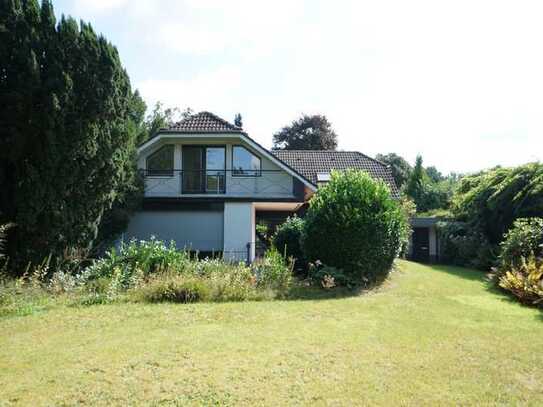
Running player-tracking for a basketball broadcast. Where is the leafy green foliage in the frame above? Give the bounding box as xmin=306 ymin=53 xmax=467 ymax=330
xmin=273 ymin=114 xmax=338 ymax=150
xmin=498 ymin=218 xmax=543 ymax=274
xmin=0 ymin=1 xmax=145 ymax=268
xmin=272 ymin=216 xmax=305 ymax=270
xmin=252 ymin=248 xmax=293 ymax=291
xmin=405 ymin=155 xmax=452 ymax=212
xmin=452 ymin=163 xmax=543 ymax=245
xmin=436 ymin=221 xmax=495 ymax=270
xmin=83 ymin=238 xmax=194 ymax=290
xmin=138 ymin=102 xmax=193 ymax=144
xmin=308 ymin=261 xmax=352 ymax=287
xmin=499 ymin=255 xmax=543 ymax=306
xmin=0 ymin=223 xmax=14 ymax=262
xmin=303 ymin=170 xmax=409 ymax=284
xmin=375 ymin=153 xmax=412 ymax=189
xmin=1 ymin=238 xmax=295 ymax=310
xmin=132 ymin=274 xmax=210 ymax=303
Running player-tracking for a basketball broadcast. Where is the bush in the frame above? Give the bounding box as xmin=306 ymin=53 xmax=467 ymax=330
xmin=272 ymin=216 xmax=305 ymax=270
xmin=452 ymin=163 xmax=543 ymax=245
xmin=82 ymin=237 xmax=191 ymax=289
xmin=437 ymin=221 xmax=496 ymax=270
xmin=252 ymin=249 xmax=293 ymax=291
xmin=0 ymin=240 xmax=297 ymax=313
xmin=499 ymin=255 xmax=543 ymax=306
xmin=303 ymin=170 xmax=409 ymax=284
xmin=132 ymin=274 xmax=210 ymax=303
xmin=308 ymin=261 xmax=352 ymax=288
xmin=498 ymin=218 xmax=543 ymax=274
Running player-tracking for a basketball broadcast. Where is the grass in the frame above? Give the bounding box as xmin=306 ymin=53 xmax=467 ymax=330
xmin=1 ymin=260 xmax=542 ymax=405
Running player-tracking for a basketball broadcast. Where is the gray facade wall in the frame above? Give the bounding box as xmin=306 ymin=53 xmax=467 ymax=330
xmin=122 ymin=210 xmax=224 ymax=252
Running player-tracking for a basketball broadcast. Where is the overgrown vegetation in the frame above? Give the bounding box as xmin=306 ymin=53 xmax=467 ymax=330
xmin=495 ymin=218 xmax=543 ymax=307
xmin=497 ymin=218 xmax=543 ymax=273
xmin=499 ymin=255 xmax=543 ymax=306
xmin=437 ymin=221 xmax=496 ymax=270
xmin=376 ymin=153 xmax=459 ymax=212
xmin=0 ymin=238 xmax=296 ymax=317
xmin=303 ymin=170 xmax=409 ymax=285
xmin=452 ymin=163 xmax=543 ymax=246
xmin=272 ymin=216 xmax=306 ymax=272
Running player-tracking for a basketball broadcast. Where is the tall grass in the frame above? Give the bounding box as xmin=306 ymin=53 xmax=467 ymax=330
xmin=0 ymin=238 xmax=295 ymax=316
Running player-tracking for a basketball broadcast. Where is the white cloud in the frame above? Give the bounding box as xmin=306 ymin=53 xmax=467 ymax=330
xmin=137 ymin=66 xmax=242 ymax=114
xmin=76 ymin=0 xmax=543 ymax=173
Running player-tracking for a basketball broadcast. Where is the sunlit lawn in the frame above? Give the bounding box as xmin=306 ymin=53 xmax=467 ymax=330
xmin=1 ymin=260 xmax=542 ymax=406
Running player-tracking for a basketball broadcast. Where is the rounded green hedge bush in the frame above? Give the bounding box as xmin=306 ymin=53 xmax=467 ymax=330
xmin=498 ymin=217 xmax=543 ymax=273
xmin=302 ymin=170 xmax=409 ymax=284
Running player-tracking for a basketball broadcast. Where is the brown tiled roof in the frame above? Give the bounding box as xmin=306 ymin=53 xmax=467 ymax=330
xmin=165 ymin=111 xmax=243 ymax=133
xmin=271 ymin=150 xmax=399 ymax=197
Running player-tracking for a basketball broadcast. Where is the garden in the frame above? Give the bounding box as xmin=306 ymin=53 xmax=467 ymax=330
xmin=1 ymin=170 xmax=409 ymax=315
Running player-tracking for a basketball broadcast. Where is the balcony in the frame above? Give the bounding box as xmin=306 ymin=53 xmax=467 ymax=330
xmin=141 ymin=169 xmax=295 ymax=198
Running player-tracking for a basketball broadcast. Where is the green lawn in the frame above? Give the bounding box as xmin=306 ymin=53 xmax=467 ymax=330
xmin=1 ymin=261 xmax=542 ymax=406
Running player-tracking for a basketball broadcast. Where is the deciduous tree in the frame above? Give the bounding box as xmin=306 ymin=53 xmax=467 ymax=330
xmin=273 ymin=114 xmax=338 ymax=150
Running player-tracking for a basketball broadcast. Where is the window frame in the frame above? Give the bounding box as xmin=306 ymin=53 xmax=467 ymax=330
xmin=231 ymin=145 xmax=262 ymax=177
xmin=145 ymin=144 xmax=175 ymax=178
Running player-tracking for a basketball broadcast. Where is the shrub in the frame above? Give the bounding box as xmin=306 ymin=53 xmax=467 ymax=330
xmin=499 ymin=255 xmax=543 ymax=306
xmin=132 ymin=274 xmax=210 ymax=303
xmin=303 ymin=170 xmax=409 ymax=284
xmin=272 ymin=216 xmax=306 ymax=271
xmin=437 ymin=221 xmax=496 ymax=270
xmin=308 ymin=261 xmax=352 ymax=287
xmin=452 ymin=163 xmax=543 ymax=245
xmin=252 ymin=249 xmax=293 ymax=291
xmin=82 ymin=237 xmax=191 ymax=288
xmin=498 ymin=218 xmax=543 ymax=274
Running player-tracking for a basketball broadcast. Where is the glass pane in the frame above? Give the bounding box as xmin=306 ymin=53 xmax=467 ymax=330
xmin=233 ymin=146 xmax=261 ymax=176
xmin=147 ymin=145 xmax=174 ymax=176
xmin=182 ymin=146 xmax=203 ymax=192
xmin=206 ymin=147 xmax=225 ymax=192
xmin=206 ymin=148 xmax=225 ymax=170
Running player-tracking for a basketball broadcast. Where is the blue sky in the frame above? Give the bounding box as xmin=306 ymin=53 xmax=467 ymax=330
xmin=54 ymin=0 xmax=543 ymax=173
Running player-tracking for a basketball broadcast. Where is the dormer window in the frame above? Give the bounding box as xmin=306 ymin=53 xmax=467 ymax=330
xmin=232 ymin=146 xmax=261 ymax=176
xmin=146 ymin=145 xmax=174 ymax=176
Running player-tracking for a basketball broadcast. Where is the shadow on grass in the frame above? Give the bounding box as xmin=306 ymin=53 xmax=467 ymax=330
xmin=421 ymin=261 xmax=543 ymax=316
xmin=283 ymin=284 xmax=363 ymax=301
xmin=419 ymin=262 xmax=489 ymax=282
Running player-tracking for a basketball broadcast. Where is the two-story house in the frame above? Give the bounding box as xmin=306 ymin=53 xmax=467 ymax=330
xmin=124 ymin=111 xmax=398 ymax=262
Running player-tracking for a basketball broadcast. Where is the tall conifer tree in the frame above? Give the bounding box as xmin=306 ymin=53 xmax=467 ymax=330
xmin=0 ymin=0 xmax=145 ymax=267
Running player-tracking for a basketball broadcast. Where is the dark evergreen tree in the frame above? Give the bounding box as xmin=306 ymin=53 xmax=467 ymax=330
xmin=0 ymin=0 xmax=144 ymax=267
xmin=234 ymin=113 xmax=242 ymax=128
xmin=273 ymin=114 xmax=338 ymax=150
xmin=426 ymin=166 xmax=444 ymax=183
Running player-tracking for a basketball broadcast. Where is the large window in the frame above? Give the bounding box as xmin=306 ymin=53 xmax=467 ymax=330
xmin=182 ymin=146 xmax=226 ymax=193
xmin=146 ymin=145 xmax=174 ymax=176
xmin=232 ymin=146 xmax=261 ymax=176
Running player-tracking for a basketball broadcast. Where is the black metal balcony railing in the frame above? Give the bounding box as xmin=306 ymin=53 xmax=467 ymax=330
xmin=140 ymin=169 xmax=292 ymax=196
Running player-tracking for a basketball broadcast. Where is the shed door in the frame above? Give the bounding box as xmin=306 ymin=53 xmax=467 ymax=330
xmin=412 ymin=227 xmax=430 ymax=263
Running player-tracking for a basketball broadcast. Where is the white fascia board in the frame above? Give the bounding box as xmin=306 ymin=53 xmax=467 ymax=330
xmin=137 ymin=133 xmax=317 ymax=191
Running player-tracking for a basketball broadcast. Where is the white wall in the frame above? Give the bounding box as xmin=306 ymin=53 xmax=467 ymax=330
xmin=223 ymin=202 xmax=255 ymax=262
xmin=123 ymin=210 xmax=224 ymax=252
